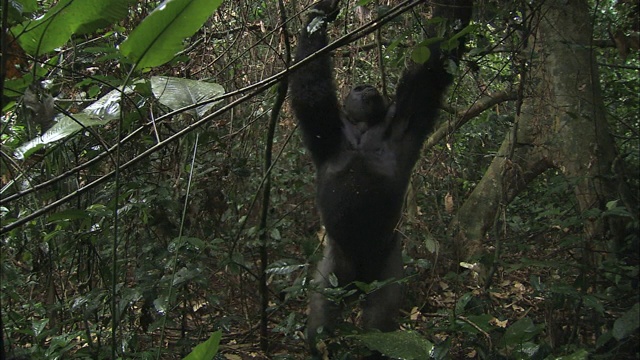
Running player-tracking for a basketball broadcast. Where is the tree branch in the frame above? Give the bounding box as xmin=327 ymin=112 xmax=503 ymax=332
xmin=424 ymin=91 xmax=518 ymax=151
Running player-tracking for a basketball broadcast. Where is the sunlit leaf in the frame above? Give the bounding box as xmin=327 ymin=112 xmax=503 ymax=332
xmin=411 ymin=45 xmax=431 ymax=64
xmin=11 ymin=0 xmax=129 ymax=55
xmin=151 ymin=76 xmax=225 ymax=118
xmin=32 ymin=319 xmax=49 ymax=338
xmin=183 ymin=331 xmax=222 ymax=360
xmin=15 ymin=88 xmax=132 ymax=159
xmin=119 ymin=0 xmax=223 ymax=70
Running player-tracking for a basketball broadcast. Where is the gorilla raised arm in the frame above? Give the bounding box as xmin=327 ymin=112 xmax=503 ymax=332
xmin=290 ymin=0 xmax=473 ymax=356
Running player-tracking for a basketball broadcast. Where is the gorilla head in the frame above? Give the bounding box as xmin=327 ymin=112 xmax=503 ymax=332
xmin=343 ymin=85 xmax=387 ymax=126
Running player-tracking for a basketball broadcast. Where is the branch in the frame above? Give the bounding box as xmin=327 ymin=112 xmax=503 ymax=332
xmin=423 ymin=91 xmax=518 ymax=151
xmin=210 ymin=23 xmax=267 ymax=39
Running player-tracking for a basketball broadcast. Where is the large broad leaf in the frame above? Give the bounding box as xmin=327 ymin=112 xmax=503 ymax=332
xmin=15 ymin=88 xmax=131 ymax=159
xmin=353 ymin=330 xmax=434 ymax=360
xmin=11 ymin=0 xmax=129 ymax=55
xmin=150 ymin=76 xmax=224 ymax=118
xmin=183 ymin=331 xmax=221 ymax=360
xmin=501 ymin=317 xmax=543 ymax=348
xmin=119 ymin=0 xmax=223 ymax=70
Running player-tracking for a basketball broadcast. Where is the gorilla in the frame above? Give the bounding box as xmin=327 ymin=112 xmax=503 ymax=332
xmin=290 ymin=0 xmax=473 ymax=355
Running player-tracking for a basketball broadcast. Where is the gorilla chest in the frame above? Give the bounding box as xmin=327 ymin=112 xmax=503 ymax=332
xmin=316 ymin=152 xmax=405 ymax=242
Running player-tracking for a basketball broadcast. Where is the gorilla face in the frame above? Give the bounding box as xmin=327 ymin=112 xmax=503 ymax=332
xmin=343 ymin=85 xmax=387 ymax=126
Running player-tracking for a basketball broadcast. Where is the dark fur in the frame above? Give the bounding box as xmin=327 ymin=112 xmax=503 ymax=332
xmin=290 ymin=0 xmax=473 ymax=354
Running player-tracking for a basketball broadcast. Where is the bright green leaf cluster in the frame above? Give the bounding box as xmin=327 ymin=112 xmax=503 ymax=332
xmin=12 ymin=0 xmax=129 ymax=55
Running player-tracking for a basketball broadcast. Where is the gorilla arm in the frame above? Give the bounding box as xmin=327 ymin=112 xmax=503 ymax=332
xmin=392 ymin=0 xmax=473 ymax=167
xmin=290 ymin=0 xmax=343 ymax=166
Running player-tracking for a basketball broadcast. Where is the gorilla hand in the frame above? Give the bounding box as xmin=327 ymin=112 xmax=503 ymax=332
xmin=313 ymin=0 xmax=340 ymax=22
xmin=306 ymin=0 xmax=339 ymax=34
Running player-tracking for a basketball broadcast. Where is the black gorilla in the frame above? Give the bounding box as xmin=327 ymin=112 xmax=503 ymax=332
xmin=290 ymin=0 xmax=473 ymax=353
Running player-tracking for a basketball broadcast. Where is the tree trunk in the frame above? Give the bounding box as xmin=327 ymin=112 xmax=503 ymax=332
xmin=450 ymin=0 xmax=627 ymax=263
xmin=449 ymin=129 xmax=550 ymax=261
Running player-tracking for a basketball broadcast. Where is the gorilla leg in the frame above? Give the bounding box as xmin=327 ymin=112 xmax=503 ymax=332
xmin=307 ymin=237 xmax=356 ymax=352
xmin=361 ymin=237 xmax=403 ymax=332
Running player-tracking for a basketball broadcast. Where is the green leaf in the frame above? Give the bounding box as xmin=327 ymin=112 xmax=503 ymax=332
xmin=443 ymin=24 xmax=479 ymax=51
xmin=150 ymin=76 xmax=225 ymax=118
xmin=454 ymin=292 xmax=473 ymax=314
xmin=11 ymin=0 xmax=129 ymax=55
xmin=612 ymin=302 xmax=639 ymax=341
xmin=411 ymin=45 xmax=431 ymax=64
xmin=603 ymin=200 xmax=633 ymax=218
xmin=186 ymin=237 xmax=205 ymax=250
xmin=15 ymin=87 xmax=131 ymax=159
xmin=450 ymin=24 xmax=478 ymax=43
xmin=119 ymin=0 xmax=223 ymax=70
xmin=270 ymin=228 xmax=281 ymax=240
xmin=605 ymin=200 xmax=619 ymax=210
xmin=424 ymin=236 xmax=438 ymax=253
xmin=47 ymin=209 xmax=89 ymax=223
xmin=582 ymin=294 xmax=604 ymax=314
xmin=502 ymin=317 xmax=542 ymax=347
xmin=456 ymin=314 xmax=497 ymax=334
xmin=183 ymin=331 xmax=222 ymax=360
xmin=410 ymin=37 xmax=443 ymax=64
xmin=173 ymin=266 xmax=202 ymax=286
xmin=3 ymin=57 xmax=51 ymax=98
xmin=153 ymin=295 xmax=168 ymax=314
xmin=32 ymin=319 xmax=49 ymax=338
xmin=328 ymin=273 xmax=339 ymax=287
xmin=3 ymin=74 xmax=34 ymax=98
xmin=353 ymin=330 xmax=433 ymax=360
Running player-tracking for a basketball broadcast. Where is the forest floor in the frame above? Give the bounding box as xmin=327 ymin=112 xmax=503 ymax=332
xmin=196 ymin=231 xmax=623 ymax=359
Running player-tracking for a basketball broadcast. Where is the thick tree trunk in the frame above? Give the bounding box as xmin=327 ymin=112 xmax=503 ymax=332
xmin=449 ymin=130 xmax=550 ymax=261
xmin=540 ymin=0 xmax=623 ymax=262
xmin=450 ymin=0 xmax=626 ymax=263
